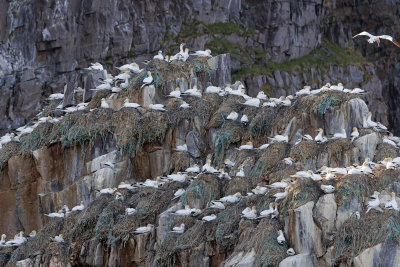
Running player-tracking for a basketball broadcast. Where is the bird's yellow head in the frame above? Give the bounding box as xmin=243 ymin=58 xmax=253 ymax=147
xmin=353 ymin=127 xmax=357 ymax=131
xmin=175 ymin=87 xmax=180 ymax=91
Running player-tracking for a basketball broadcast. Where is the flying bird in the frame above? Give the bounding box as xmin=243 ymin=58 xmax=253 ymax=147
xmin=353 ymin=31 xmax=400 ymax=48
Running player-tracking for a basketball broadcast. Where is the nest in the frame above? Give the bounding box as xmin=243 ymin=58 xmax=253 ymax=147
xmin=181 ymin=174 xmax=221 ymax=208
xmin=333 ymin=212 xmax=400 ymax=265
xmin=86 ymin=90 xmax=112 ymax=110
xmin=0 ymin=141 xmax=19 ymax=171
xmin=374 ymin=143 xmax=400 ymax=162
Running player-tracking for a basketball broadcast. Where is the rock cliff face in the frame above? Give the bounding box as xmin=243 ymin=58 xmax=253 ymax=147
xmin=0 ymin=54 xmax=400 ymax=266
xmin=2 ymin=0 xmax=399 ymax=135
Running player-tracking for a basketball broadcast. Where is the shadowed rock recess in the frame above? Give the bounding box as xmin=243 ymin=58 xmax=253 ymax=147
xmin=1 ymin=54 xmax=400 ymax=267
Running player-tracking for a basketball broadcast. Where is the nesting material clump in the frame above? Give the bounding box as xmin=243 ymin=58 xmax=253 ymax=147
xmin=181 ymin=174 xmax=220 ymax=208
xmin=320 ymin=138 xmax=353 ymax=165
xmin=333 ymin=212 xmax=400 ymax=265
xmin=19 ymin=122 xmax=54 ymax=152
xmin=86 ymin=90 xmax=112 ymax=110
xmin=280 ymin=178 xmax=322 ymax=216
xmin=290 ymin=140 xmax=318 ymax=163
xmin=0 ymin=141 xmax=19 ymax=170
xmin=249 ymin=109 xmax=276 ymax=140
xmin=168 ymin=151 xmax=192 ymax=174
xmin=374 ymin=143 xmax=399 ymax=162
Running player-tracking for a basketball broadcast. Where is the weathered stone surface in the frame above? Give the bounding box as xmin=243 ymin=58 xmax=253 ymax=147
xmin=279 ymin=253 xmax=314 ymax=267
xmin=313 ymin=194 xmax=337 ymax=242
xmin=353 ymin=242 xmax=400 ymax=267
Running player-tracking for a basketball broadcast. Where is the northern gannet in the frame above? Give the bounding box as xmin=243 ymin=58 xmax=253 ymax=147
xmin=0 ymin=133 xmax=16 ymax=145
xmin=258 ymin=203 xmax=274 ymax=218
xmin=71 ymin=201 xmax=85 ymax=212
xmin=324 ymin=171 xmax=337 ymax=180
xmin=172 ymin=188 xmax=186 ymax=200
xmin=190 ymin=49 xmax=212 ymax=57
xmin=274 ymin=187 xmax=290 ymax=202
xmin=351 ymin=88 xmax=366 ymax=94
xmin=48 ymin=93 xmax=64 ymax=100
xmin=141 ymin=71 xmax=153 ymax=88
xmin=134 ymin=224 xmax=154 ymax=234
xmin=257 ymin=144 xmax=270 ymax=150
xmin=227 ymin=111 xmax=239 ymax=121
xmin=118 ymin=182 xmax=136 ymax=190
xmin=238 ymin=141 xmax=253 ymax=150
xmin=115 ymin=192 xmax=124 ymax=200
xmin=202 ymin=159 xmax=218 ymax=173
xmin=263 ymin=101 xmax=277 ymax=107
xmin=268 ymin=134 xmax=288 ymax=143
xmin=175 ymin=144 xmax=187 ymax=152
xmin=256 ymin=91 xmax=267 ymax=100
xmin=271 ymin=203 xmax=279 ymax=218
xmin=166 ymin=173 xmax=188 ymax=182
xmin=321 ymin=184 xmax=335 ymax=194
xmin=202 ymin=214 xmax=217 ymax=222
xmin=180 ymin=48 xmax=190 ymax=62
xmin=154 ymin=50 xmax=164 ymax=60
xmin=365 ymin=112 xmax=377 ymax=128
xmin=50 ymin=234 xmax=64 ymax=243
xmin=283 ymin=157 xmax=293 ymax=165
xmin=240 ymin=115 xmax=249 ymax=124
xmin=332 ymin=129 xmax=347 ymax=139
xmin=315 ymin=128 xmax=327 ymax=143
xmin=219 ymin=192 xmax=242 ymax=203
xmin=287 ymin=248 xmax=295 ymax=256
xmin=168 ymin=87 xmax=181 ymax=99
xmin=252 ymin=185 xmax=267 ymax=195
xmin=351 ymin=127 xmax=359 ymax=142
xmin=353 ymin=31 xmax=400 ymax=48
xmin=330 ymin=83 xmax=344 ymax=91
xmin=170 ymin=223 xmax=185 ymax=234
xmin=290 ymin=170 xmax=312 ymax=179
xmin=182 ymin=87 xmax=202 ymax=98
xmin=389 ymin=133 xmax=400 ymax=143
xmin=85 ymin=62 xmax=104 ymax=71
xmin=280 ymin=96 xmax=291 ymax=106
xmin=100 ymin=188 xmax=117 ymax=194
xmin=243 ymin=98 xmax=260 ymax=107
xmin=383 ymin=136 xmax=397 ymax=147
xmin=149 ymin=104 xmax=166 ymax=111
xmin=0 ymin=234 xmax=5 ymax=246
xmin=122 ymin=99 xmax=141 ymax=109
xmin=303 ymin=134 xmax=313 ymax=141
xmin=385 ymin=157 xmax=396 ymax=169
xmin=241 ymin=206 xmax=257 ymax=219
xmin=185 ymin=164 xmax=200 ymax=173
xmin=180 ymin=102 xmax=190 ymax=109
xmin=218 ymin=169 xmax=231 ymax=180
xmin=114 ymin=70 xmax=130 ymax=81
xmin=236 ymin=167 xmax=245 ymax=177
xmin=384 ymin=192 xmax=399 ymax=211
xmin=224 ymin=83 xmax=232 ymax=94
xmin=125 ymin=208 xmax=136 ymax=215
xmin=366 ymin=191 xmax=380 ymax=213
xmin=173 ymin=205 xmax=193 ymax=216
xmin=224 ymin=159 xmax=235 ymax=168
xmin=277 ymin=230 xmax=286 ymax=244
xmin=101 ymin=98 xmax=110 ymax=109
xmin=29 ymin=230 xmax=36 ymax=238
xmin=45 ymin=210 xmax=64 ymax=218
xmin=207 ymin=201 xmax=225 ymax=210
xmin=205 ymin=86 xmax=222 ymax=94
xmin=268 ymin=179 xmax=289 ymax=189
xmin=95 ymin=81 xmax=112 ymax=91
xmin=348 ymin=165 xmax=362 ymax=175
xmin=360 ymin=162 xmax=373 ymax=174
xmin=296 ymin=86 xmax=311 ymax=96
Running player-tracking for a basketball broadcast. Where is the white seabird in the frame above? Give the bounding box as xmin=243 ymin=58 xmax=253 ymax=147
xmin=101 ymin=98 xmax=110 ymax=109
xmin=287 ymin=248 xmax=295 ymax=256
xmin=219 ymin=192 xmax=242 ymax=203
xmin=243 ymin=98 xmax=260 ymax=107
xmin=134 ymin=224 xmax=154 ymax=234
xmin=385 ymin=192 xmax=399 ymax=211
xmin=351 ymin=127 xmax=359 ymax=142
xmin=48 ymin=93 xmax=64 ymax=100
xmin=180 ymin=102 xmax=190 ymax=109
xmin=141 ymin=71 xmax=153 ymax=88
xmin=202 ymin=214 xmax=217 ymax=222
xmin=224 ymin=159 xmax=235 ymax=168
xmin=122 ymin=99 xmax=141 ymax=109
xmin=268 ymin=134 xmax=288 ymax=143
xmin=170 ymin=223 xmax=185 ymax=234
xmin=149 ymin=104 xmax=166 ymax=111
xmin=274 ymin=187 xmax=290 ymax=202
xmin=154 ymin=50 xmax=164 ymax=60
xmin=277 ymin=230 xmax=286 ymax=244
xmin=258 ymin=203 xmax=275 ymax=218
xmin=125 ymin=208 xmax=136 ymax=215
xmin=227 ymin=111 xmax=239 ymax=121
xmin=296 ymin=86 xmax=311 ymax=96
xmin=252 ymin=185 xmax=267 ymax=195
xmin=315 ymin=128 xmax=327 ymax=143
xmin=168 ymin=87 xmax=181 ymax=99
xmin=175 ymin=144 xmax=187 ymax=152
xmin=238 ymin=141 xmax=253 ymax=150
xmin=71 ymin=201 xmax=85 ymax=212
xmin=85 ymin=62 xmax=104 ymax=71
xmin=240 ymin=115 xmax=249 ymax=124
xmin=236 ymin=167 xmax=245 ymax=177
xmin=321 ymin=184 xmax=335 ymax=194
xmin=185 ymin=164 xmax=200 ymax=173
xmin=241 ymin=206 xmax=257 ymax=219
xmin=268 ymin=180 xmax=289 ymax=189
xmin=218 ymin=169 xmax=231 ymax=180
xmin=353 ymin=31 xmax=400 ymax=48
xmin=332 ymin=129 xmax=347 ymax=139
xmin=202 ymin=159 xmax=218 ymax=173
xmin=190 ymin=49 xmax=212 ymax=57
xmin=50 ymin=234 xmax=64 ymax=243
xmin=45 ymin=210 xmax=64 ymax=218
xmin=366 ymin=191 xmax=380 ymax=213
xmin=207 ymin=201 xmax=225 ymax=210
xmin=257 ymin=91 xmax=267 ymax=100
xmin=383 ymin=136 xmax=397 ymax=147
xmin=172 ymin=188 xmax=186 ymax=200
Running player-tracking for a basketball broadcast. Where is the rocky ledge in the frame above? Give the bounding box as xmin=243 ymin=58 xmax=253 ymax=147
xmin=0 ymin=54 xmax=399 ymax=267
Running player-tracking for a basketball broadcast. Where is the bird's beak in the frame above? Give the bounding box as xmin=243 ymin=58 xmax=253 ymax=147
xmin=377 ymin=39 xmax=380 ymax=46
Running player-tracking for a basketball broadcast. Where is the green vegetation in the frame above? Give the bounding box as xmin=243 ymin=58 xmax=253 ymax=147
xmin=233 ymin=40 xmax=369 ymax=80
